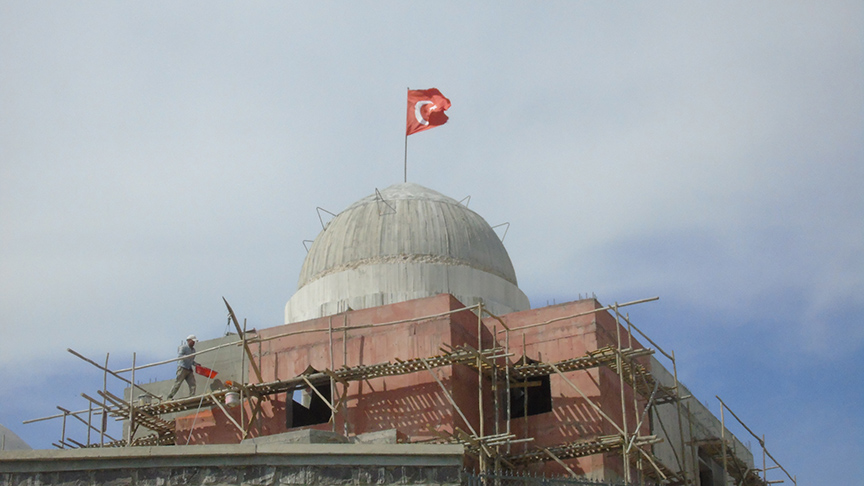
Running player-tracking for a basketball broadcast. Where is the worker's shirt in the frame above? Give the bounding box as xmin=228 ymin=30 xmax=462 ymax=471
xmin=177 ymin=343 xmax=195 ymax=370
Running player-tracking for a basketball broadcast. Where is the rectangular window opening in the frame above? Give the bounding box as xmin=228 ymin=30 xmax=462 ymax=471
xmin=509 ymin=357 xmax=553 ymax=418
xmin=286 ymin=381 xmax=332 ymax=428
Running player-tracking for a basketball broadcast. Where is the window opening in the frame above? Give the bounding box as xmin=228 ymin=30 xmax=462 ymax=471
xmin=286 ymin=367 xmax=332 ymax=428
xmin=509 ymin=356 xmax=552 ymax=418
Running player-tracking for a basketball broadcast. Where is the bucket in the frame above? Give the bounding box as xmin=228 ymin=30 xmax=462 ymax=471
xmin=138 ymin=394 xmax=152 ymax=406
xmin=225 ymin=392 xmax=240 ymax=407
xmin=195 ymin=364 xmax=218 ymax=379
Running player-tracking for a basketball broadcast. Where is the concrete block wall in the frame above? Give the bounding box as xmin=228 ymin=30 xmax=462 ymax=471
xmin=0 ymin=443 xmax=464 ymax=486
xmin=649 ymin=356 xmax=755 ymax=483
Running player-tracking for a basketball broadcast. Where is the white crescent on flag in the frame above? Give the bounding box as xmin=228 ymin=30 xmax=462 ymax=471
xmin=414 ymin=100 xmax=435 ymax=126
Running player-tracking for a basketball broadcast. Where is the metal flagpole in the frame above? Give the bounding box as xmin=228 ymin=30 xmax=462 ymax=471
xmin=404 ymin=87 xmax=409 ymax=182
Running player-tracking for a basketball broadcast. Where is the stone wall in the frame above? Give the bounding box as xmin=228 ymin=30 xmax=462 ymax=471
xmin=0 ymin=443 xmax=464 ymax=486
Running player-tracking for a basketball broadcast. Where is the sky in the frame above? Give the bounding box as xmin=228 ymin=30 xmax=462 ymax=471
xmin=1 ymin=1 xmax=861 ymax=483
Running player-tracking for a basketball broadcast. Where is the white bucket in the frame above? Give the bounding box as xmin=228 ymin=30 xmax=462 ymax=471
xmin=138 ymin=394 xmax=152 ymax=406
xmin=225 ymin=392 xmax=240 ymax=407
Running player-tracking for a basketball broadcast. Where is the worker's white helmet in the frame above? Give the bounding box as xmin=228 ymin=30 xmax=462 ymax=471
xmin=186 ymin=334 xmax=198 ymax=342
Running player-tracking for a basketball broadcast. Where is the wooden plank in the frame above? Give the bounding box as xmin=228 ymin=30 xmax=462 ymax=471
xmin=223 ymin=297 xmax=264 ymax=385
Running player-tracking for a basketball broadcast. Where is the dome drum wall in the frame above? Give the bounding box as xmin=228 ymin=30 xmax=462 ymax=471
xmin=285 ymin=183 xmax=530 ymax=324
xmin=286 ymin=262 xmax=530 ymax=323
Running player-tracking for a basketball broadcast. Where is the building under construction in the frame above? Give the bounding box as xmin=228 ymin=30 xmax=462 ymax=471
xmin=5 ymin=183 xmax=794 ymax=486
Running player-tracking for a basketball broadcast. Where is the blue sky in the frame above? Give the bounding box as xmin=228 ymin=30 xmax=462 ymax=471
xmin=1 ymin=2 xmax=862 ymax=483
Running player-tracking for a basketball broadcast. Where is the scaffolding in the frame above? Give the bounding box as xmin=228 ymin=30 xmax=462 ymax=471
xmin=24 ymin=296 xmax=792 ymax=486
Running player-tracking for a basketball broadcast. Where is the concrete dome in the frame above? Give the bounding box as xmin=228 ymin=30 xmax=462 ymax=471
xmin=285 ymin=183 xmax=530 ymax=323
xmin=0 ymin=424 xmax=31 ymax=451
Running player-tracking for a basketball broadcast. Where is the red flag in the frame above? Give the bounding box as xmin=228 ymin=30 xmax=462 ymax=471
xmin=406 ymin=88 xmax=451 ymax=136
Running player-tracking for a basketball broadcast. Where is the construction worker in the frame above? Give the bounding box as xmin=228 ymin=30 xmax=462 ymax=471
xmin=166 ymin=334 xmax=198 ymax=399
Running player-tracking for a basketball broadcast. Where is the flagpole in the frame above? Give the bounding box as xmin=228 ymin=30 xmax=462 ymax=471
xmin=404 ymin=87 xmax=409 ymax=183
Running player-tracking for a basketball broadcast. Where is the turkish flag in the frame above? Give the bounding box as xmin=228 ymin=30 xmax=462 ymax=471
xmin=406 ymin=88 xmax=451 ymax=136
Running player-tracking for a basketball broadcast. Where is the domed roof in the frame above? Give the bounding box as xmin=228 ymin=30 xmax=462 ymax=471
xmin=285 ymin=183 xmax=530 ymax=323
xmin=298 ymin=182 xmax=518 ymax=288
xmin=0 ymin=424 xmax=31 ymax=451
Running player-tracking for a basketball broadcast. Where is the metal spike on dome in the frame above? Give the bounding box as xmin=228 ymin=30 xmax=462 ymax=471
xmin=374 ymin=188 xmax=397 ymax=216
xmin=316 ymin=207 xmax=337 ymax=231
xmin=491 ymin=222 xmax=510 ymax=242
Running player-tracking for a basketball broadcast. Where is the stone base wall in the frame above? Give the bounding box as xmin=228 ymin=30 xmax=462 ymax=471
xmin=2 ymin=464 xmax=460 ymax=486
xmin=0 ymin=443 xmax=463 ymax=486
